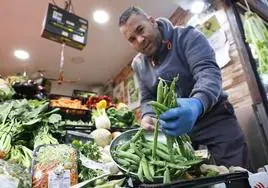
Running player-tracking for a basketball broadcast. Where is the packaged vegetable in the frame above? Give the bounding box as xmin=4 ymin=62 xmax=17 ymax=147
xmin=31 ymin=144 xmax=78 ymax=188
xmin=0 ymin=159 xmax=31 ymax=188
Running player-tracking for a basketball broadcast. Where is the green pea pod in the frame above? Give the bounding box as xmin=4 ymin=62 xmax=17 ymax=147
xmin=157 ymin=78 xmax=164 ymax=103
xmin=141 ymin=157 xmax=154 ymax=182
xmin=138 ymin=161 xmax=144 ymax=182
xmin=152 ymin=118 xmax=159 ymax=160
xmin=149 ymin=163 xmax=155 ymax=177
xmin=119 ymin=142 xmax=130 ymax=151
xmin=124 ymin=158 xmax=138 ymax=165
xmin=183 ymin=159 xmax=202 ymax=166
xmin=117 ymin=150 xmax=140 ymax=163
xmin=150 ymin=160 xmax=190 ymax=170
xmin=130 ymin=143 xmax=143 ymax=158
xmin=148 ymin=101 xmax=169 ymax=113
xmin=131 ymin=129 xmax=144 ymax=143
xmin=156 ymin=149 xmax=171 ymax=162
xmin=163 ymin=168 xmax=171 ymax=184
xmin=166 ymin=136 xmax=175 ymax=162
xmin=116 ymin=158 xmax=130 ymax=167
xmin=129 ymin=165 xmax=139 ymax=172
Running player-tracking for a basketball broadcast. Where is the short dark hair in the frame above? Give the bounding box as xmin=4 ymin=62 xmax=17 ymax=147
xmin=118 ymin=6 xmax=148 ymax=26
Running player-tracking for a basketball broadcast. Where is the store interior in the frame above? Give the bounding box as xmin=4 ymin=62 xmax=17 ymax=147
xmin=0 ymin=0 xmax=268 ymax=187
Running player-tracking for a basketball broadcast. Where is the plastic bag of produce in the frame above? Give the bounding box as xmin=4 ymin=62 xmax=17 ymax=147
xmin=31 ymin=144 xmax=78 ymax=188
xmin=0 ymin=159 xmax=31 ymax=188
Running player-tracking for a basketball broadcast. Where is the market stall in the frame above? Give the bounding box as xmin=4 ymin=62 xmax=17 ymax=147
xmin=1 ymin=0 xmax=268 ymax=187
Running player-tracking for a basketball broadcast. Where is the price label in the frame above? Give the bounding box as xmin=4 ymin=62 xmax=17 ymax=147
xmin=48 ymin=170 xmax=70 ymax=188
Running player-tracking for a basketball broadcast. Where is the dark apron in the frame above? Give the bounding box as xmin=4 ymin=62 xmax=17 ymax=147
xmin=189 ymin=97 xmax=248 ymax=168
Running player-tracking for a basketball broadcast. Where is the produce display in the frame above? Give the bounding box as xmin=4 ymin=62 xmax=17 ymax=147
xmin=106 ymin=106 xmax=136 ymax=129
xmin=73 ymin=90 xmax=96 ymax=99
xmin=0 ymin=99 xmax=64 ymax=168
xmin=32 ymin=144 xmax=78 ymax=187
xmin=62 ymin=119 xmax=93 ymax=126
xmin=33 ymin=126 xmax=59 ymax=149
xmin=90 ymin=128 xmax=113 ymax=147
xmin=91 ymin=100 xmax=111 ymax=129
xmin=244 ymin=11 xmax=268 ymax=73
xmin=86 ymin=95 xmax=113 ymax=109
xmin=0 ymin=78 xmax=13 ymax=102
xmin=72 ymin=140 xmax=103 ymax=182
xmin=50 ymin=98 xmax=88 ymax=110
xmin=0 ymin=159 xmax=31 ymax=188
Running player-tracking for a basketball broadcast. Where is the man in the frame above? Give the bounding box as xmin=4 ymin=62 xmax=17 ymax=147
xmin=118 ymin=6 xmax=248 ymax=168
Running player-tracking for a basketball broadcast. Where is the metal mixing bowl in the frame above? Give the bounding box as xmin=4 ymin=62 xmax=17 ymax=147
xmin=109 ymin=128 xmax=168 ymax=183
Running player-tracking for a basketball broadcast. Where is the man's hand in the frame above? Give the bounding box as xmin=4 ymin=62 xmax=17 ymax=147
xmin=159 ymin=98 xmax=203 ymax=136
xmin=141 ymin=116 xmax=157 ymax=130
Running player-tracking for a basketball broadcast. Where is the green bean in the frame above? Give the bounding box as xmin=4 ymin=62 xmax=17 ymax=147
xmin=117 ymin=150 xmax=140 ymax=163
xmin=141 ymin=157 xmax=153 ymax=182
xmin=138 ymin=161 xmax=144 ymax=182
xmin=157 ymin=78 xmax=164 ymax=103
xmin=163 ymin=168 xmax=171 ymax=184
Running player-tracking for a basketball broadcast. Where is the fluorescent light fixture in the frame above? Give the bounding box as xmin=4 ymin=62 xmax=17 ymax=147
xmin=14 ymin=49 xmax=30 ymax=60
xmin=93 ymin=10 xmax=109 ymax=24
xmin=191 ymin=1 xmax=205 ymax=14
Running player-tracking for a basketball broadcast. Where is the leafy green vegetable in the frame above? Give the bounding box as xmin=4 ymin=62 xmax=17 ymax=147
xmin=48 ymin=114 xmax=62 ymax=124
xmin=0 ymin=79 xmax=13 ymax=102
xmin=72 ymin=140 xmax=101 ymax=161
xmin=72 ymin=140 xmax=104 ymax=182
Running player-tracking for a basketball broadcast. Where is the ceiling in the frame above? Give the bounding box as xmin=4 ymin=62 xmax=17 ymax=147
xmin=0 ymin=0 xmax=180 ymax=85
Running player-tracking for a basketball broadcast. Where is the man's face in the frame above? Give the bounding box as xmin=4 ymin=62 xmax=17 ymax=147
xmin=120 ymin=14 xmax=161 ymax=56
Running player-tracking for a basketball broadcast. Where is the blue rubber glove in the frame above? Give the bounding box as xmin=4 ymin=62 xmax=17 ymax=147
xmin=159 ymin=98 xmax=203 ymax=136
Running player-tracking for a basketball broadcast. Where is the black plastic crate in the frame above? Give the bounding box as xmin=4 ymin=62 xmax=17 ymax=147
xmin=65 ymin=130 xmax=94 ymax=144
xmin=137 ymin=171 xmax=250 ymax=188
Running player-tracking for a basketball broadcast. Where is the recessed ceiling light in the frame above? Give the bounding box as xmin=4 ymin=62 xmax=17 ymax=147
xmin=191 ymin=1 xmax=205 ymax=14
xmin=93 ymin=10 xmax=109 ymax=24
xmin=14 ymin=49 xmax=30 ymax=60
